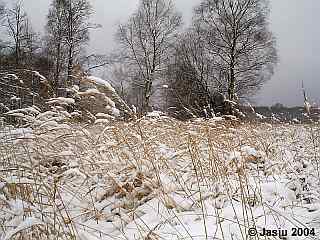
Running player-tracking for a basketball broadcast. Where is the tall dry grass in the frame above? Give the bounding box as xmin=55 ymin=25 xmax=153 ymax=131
xmin=0 ymin=117 xmax=319 ymax=239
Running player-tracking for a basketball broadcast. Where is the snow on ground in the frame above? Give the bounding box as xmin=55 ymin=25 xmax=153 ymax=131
xmin=0 ymin=127 xmax=33 ymax=141
xmin=87 ymin=76 xmax=116 ymax=92
xmin=0 ymin=117 xmax=320 ymax=240
xmin=32 ymin=71 xmax=46 ymax=80
xmin=47 ymin=97 xmax=76 ymax=106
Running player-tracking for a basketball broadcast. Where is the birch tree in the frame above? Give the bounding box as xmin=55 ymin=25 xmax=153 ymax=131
xmin=0 ymin=2 xmax=4 ymax=23
xmin=118 ymin=0 xmax=182 ymax=112
xmin=166 ymin=27 xmax=218 ymax=116
xmin=0 ymin=2 xmax=6 ymax=65
xmin=45 ymin=0 xmax=67 ymax=93
xmin=45 ymin=0 xmax=96 ymax=94
xmin=5 ymin=2 xmax=28 ymax=67
xmin=64 ymin=0 xmax=96 ymax=87
xmin=195 ymin=0 xmax=277 ymax=102
xmin=2 ymin=2 xmax=39 ymax=69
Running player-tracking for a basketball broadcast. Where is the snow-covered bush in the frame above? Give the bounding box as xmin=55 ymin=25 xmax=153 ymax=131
xmin=0 ymin=70 xmax=47 ymax=116
xmin=50 ymin=75 xmax=132 ymax=124
xmin=77 ymin=75 xmax=132 ymax=118
xmin=2 ymin=73 xmax=130 ymax=126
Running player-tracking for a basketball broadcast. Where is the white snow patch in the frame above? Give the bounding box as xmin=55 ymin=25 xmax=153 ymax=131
xmin=47 ymin=97 xmax=75 ymax=105
xmin=146 ymin=111 xmax=164 ymax=118
xmin=3 ymin=217 xmax=44 ymax=240
xmin=87 ymin=76 xmax=115 ymax=92
xmin=94 ymin=119 xmax=110 ymax=124
xmin=78 ymin=88 xmax=101 ymax=96
xmin=241 ymin=146 xmax=259 ymax=157
xmin=32 ymin=71 xmax=46 ymax=80
xmin=111 ymin=107 xmax=120 ymax=117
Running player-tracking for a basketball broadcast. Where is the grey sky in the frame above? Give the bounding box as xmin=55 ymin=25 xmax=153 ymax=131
xmin=14 ymin=0 xmax=320 ymax=106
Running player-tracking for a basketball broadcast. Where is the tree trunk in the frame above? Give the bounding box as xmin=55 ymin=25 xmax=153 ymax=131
xmin=67 ymin=42 xmax=73 ymax=88
xmin=143 ymin=79 xmax=152 ymax=113
xmin=228 ymin=36 xmax=236 ymax=102
xmin=228 ymin=70 xmax=235 ymax=101
xmin=54 ymin=40 xmax=61 ymax=95
xmin=66 ymin=0 xmax=73 ymax=90
xmin=15 ymin=15 xmax=20 ymax=67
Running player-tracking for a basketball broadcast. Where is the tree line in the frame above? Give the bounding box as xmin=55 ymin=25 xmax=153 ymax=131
xmin=0 ymin=0 xmax=277 ymax=118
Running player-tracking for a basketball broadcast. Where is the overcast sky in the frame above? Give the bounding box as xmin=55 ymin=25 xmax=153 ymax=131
xmin=12 ymin=0 xmax=320 ymax=106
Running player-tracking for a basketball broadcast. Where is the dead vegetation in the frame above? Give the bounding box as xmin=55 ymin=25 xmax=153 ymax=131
xmin=0 ymin=117 xmax=319 ymax=239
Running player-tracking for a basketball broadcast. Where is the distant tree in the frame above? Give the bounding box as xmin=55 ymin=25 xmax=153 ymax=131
xmin=21 ymin=19 xmax=41 ymax=67
xmin=64 ymin=0 xmax=97 ymax=87
xmin=5 ymin=2 xmax=29 ymax=66
xmin=1 ymin=1 xmax=40 ymax=69
xmin=45 ymin=0 xmax=67 ymax=93
xmin=80 ymin=53 xmax=111 ymax=73
xmin=194 ymin=0 xmax=277 ymax=103
xmin=166 ymin=26 xmax=221 ymax=117
xmin=0 ymin=2 xmax=5 ymax=25
xmin=45 ymin=0 xmax=97 ymax=94
xmin=302 ymin=81 xmax=311 ymax=115
xmin=0 ymin=2 xmax=7 ymax=65
xmin=117 ymin=0 xmax=182 ymax=112
xmin=271 ymin=103 xmax=285 ymax=110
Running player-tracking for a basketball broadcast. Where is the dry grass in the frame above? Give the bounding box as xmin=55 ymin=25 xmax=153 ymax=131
xmin=0 ymin=117 xmax=319 ymax=239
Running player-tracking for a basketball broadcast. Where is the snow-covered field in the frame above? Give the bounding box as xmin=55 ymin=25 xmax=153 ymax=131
xmin=0 ymin=117 xmax=320 ymax=240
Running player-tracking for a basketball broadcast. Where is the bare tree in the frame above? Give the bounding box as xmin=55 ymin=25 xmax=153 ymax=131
xmin=166 ymin=26 xmax=221 ymax=116
xmin=166 ymin=23 xmax=242 ymax=118
xmin=45 ymin=0 xmax=67 ymax=93
xmin=5 ymin=1 xmax=28 ymax=67
xmin=195 ymin=0 xmax=277 ymax=102
xmin=117 ymin=0 xmax=182 ymax=112
xmin=21 ymin=19 xmax=40 ymax=67
xmin=45 ymin=0 xmax=97 ymax=94
xmin=302 ymin=81 xmax=311 ymax=115
xmin=2 ymin=2 xmax=39 ymax=69
xmin=65 ymin=0 xmax=96 ymax=87
xmin=0 ymin=2 xmax=7 ymax=66
xmin=80 ymin=53 xmax=113 ymax=73
xmin=0 ymin=2 xmax=5 ymax=24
